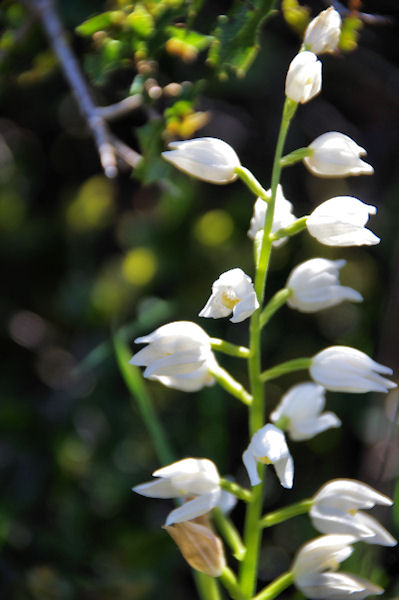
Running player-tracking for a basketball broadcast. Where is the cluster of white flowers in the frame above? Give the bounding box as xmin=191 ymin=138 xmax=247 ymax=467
xmin=130 ymin=6 xmax=397 ymax=598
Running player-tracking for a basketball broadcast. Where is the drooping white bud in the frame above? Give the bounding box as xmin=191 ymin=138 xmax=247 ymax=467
xmin=304 ymin=132 xmax=374 ymax=177
xmin=285 ymin=51 xmax=322 ymax=104
xmin=304 ymin=7 xmax=342 ymax=55
xmin=199 ymin=268 xmax=259 ymax=323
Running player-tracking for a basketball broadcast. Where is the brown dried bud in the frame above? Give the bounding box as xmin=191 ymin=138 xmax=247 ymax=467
xmin=164 ymin=515 xmax=226 ymax=577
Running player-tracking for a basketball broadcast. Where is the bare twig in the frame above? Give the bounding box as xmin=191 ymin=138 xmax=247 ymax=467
xmin=97 ymin=95 xmax=143 ymax=121
xmin=110 ymin=135 xmax=142 ymax=169
xmin=23 ymin=0 xmax=143 ymax=177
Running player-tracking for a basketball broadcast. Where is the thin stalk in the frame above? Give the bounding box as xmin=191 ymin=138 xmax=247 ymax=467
xmin=270 ymin=216 xmax=308 ymax=243
xmin=239 ymin=98 xmax=297 ymax=599
xmin=260 ymin=499 xmax=313 ymax=528
xmin=209 ymin=364 xmax=253 ymax=406
xmin=260 ymin=289 xmax=292 ymax=330
xmin=219 ymin=567 xmax=247 ymax=600
xmin=260 ymin=357 xmax=311 ymax=383
xmin=211 ymin=338 xmax=251 ymax=358
xmin=195 ymin=572 xmax=223 ymax=600
xmin=252 ymin=571 xmax=294 ymax=600
xmin=213 ymin=507 xmax=246 ymax=561
xmin=220 ymin=478 xmax=252 ymax=502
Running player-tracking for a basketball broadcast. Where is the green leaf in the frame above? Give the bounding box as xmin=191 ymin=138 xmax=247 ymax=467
xmin=125 ymin=5 xmax=155 ymax=38
xmin=166 ymin=26 xmax=212 ymax=52
xmin=207 ymin=0 xmax=277 ymax=78
xmin=135 ymin=119 xmax=171 ymax=185
xmin=281 ymin=0 xmax=310 ymax=36
xmin=75 ymin=11 xmax=123 ymax=37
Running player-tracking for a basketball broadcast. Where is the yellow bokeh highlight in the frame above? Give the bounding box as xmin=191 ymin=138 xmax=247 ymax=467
xmin=194 ymin=210 xmax=234 ymax=247
xmin=66 ymin=175 xmax=115 ymax=232
xmin=122 ymin=247 xmax=157 ymax=286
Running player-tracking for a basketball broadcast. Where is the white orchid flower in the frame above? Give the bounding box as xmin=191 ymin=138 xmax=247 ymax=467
xmin=304 ymin=7 xmax=342 ymax=55
xmin=199 ymin=268 xmax=259 ymax=323
xmin=304 ymin=132 xmax=374 ymax=177
xmin=270 ymin=382 xmax=341 ymax=441
xmin=285 ymin=51 xmax=322 ymax=104
xmin=286 ymin=258 xmax=363 ymax=312
xmin=133 ymin=458 xmax=221 ymax=526
xmin=247 ymin=185 xmax=296 ymax=247
xmin=162 ymin=137 xmax=240 ymax=184
xmin=242 ymin=424 xmax=294 ymax=488
xmin=310 ymin=346 xmax=396 ymax=393
xmin=306 ymin=197 xmax=380 ymax=247
xmin=292 ymin=534 xmax=383 ymax=600
xmin=130 ymin=321 xmax=217 ymax=392
xmin=311 ymin=479 xmax=397 ymax=546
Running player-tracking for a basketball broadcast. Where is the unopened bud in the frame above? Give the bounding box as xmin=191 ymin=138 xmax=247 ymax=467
xmin=164 ymin=516 xmax=226 ymax=577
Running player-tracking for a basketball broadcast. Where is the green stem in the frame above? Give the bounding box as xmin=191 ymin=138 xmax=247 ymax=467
xmin=235 ymin=166 xmax=270 ymax=202
xmin=211 ymin=338 xmax=251 ymax=359
xmin=260 ymin=357 xmax=311 ymax=382
xmin=260 ymin=499 xmax=313 ymax=528
xmin=219 ymin=567 xmax=247 ymax=600
xmin=209 ymin=364 xmax=253 ymax=405
xmin=195 ymin=573 xmax=222 ymax=600
xmin=220 ymin=478 xmax=252 ymax=503
xmin=213 ymin=508 xmax=246 ymax=561
xmin=239 ymin=97 xmax=297 ymax=599
xmin=252 ymin=571 xmax=294 ymax=600
xmin=270 ymin=216 xmax=308 ymax=243
xmin=113 ymin=333 xmax=175 ymax=464
xmin=279 ymin=147 xmax=313 ymax=167
xmin=260 ymin=289 xmax=292 ymax=329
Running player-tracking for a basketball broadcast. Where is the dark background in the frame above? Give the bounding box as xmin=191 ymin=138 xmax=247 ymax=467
xmin=1 ymin=1 xmax=399 ymax=598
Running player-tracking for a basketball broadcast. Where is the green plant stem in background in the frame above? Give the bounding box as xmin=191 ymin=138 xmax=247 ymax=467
xmin=213 ymin=507 xmax=246 ymax=561
xmin=260 ymin=499 xmax=313 ymax=528
xmin=113 ymin=332 xmax=175 ymax=465
xmin=195 ymin=572 xmax=223 ymax=600
xmin=209 ymin=364 xmax=253 ymax=405
xmin=260 ymin=357 xmax=312 ymax=382
xmin=252 ymin=571 xmax=294 ymax=600
xmin=211 ymin=337 xmax=251 ymax=358
xmin=239 ymin=97 xmax=298 ymax=599
xmin=260 ymin=288 xmax=292 ymax=329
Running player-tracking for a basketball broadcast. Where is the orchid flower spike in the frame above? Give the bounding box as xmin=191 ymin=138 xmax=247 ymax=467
xmin=311 ymin=479 xmax=397 ymax=546
xmin=292 ymin=534 xmax=384 ymax=600
xmin=247 ymin=184 xmax=296 ymax=247
xmin=130 ymin=321 xmax=217 ymax=392
xmin=162 ymin=137 xmax=240 ymax=184
xmin=133 ymin=458 xmax=221 ymax=526
xmin=242 ymin=424 xmax=294 ymax=489
xmin=199 ymin=268 xmax=259 ymax=323
xmin=310 ymin=346 xmax=397 ymax=393
xmin=285 ymin=51 xmax=322 ymax=104
xmin=270 ymin=382 xmax=341 ymax=441
xmin=304 ymin=7 xmax=342 ymax=55
xmin=306 ymin=197 xmax=380 ymax=247
xmin=286 ymin=258 xmax=363 ymax=312
xmin=304 ymin=132 xmax=374 ymax=177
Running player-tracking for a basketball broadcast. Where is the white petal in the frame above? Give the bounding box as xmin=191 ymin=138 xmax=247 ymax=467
xmin=297 ymin=572 xmax=383 ymax=600
xmin=273 ymin=453 xmax=294 ymax=489
xmin=352 ymin=512 xmax=397 ymax=546
xmin=230 ymin=292 xmax=259 ymax=323
xmin=292 ymin=534 xmax=356 ymax=578
xmin=133 ymin=478 xmax=178 ymax=499
xmin=165 ymin=490 xmax=221 ymax=526
xmin=314 ymin=479 xmax=393 ymax=510
xmin=289 ymin=412 xmax=341 ymax=441
xmin=242 ymin=447 xmax=261 ymax=486
xmin=310 ymin=505 xmax=376 ymax=539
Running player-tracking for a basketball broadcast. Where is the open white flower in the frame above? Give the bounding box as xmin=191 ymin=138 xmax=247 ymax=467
xmin=247 ymin=185 xmax=296 ymax=247
xmin=242 ymin=424 xmax=294 ymax=488
xmin=310 ymin=346 xmax=396 ymax=393
xmin=270 ymin=382 xmax=341 ymax=441
xmin=292 ymin=534 xmax=383 ymax=600
xmin=306 ymin=197 xmax=380 ymax=247
xmin=130 ymin=321 xmax=217 ymax=392
xmin=133 ymin=458 xmax=221 ymax=526
xmin=199 ymin=268 xmax=259 ymax=323
xmin=304 ymin=132 xmax=374 ymax=177
xmin=304 ymin=7 xmax=341 ymax=55
xmin=286 ymin=258 xmax=363 ymax=312
xmin=311 ymin=479 xmax=397 ymax=546
xmin=285 ymin=51 xmax=322 ymax=104
xmin=162 ymin=137 xmax=240 ymax=184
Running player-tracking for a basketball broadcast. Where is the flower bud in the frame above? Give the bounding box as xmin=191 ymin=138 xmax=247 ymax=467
xmin=285 ymin=51 xmax=322 ymax=104
xmin=304 ymin=132 xmax=374 ymax=177
xmin=247 ymin=185 xmax=296 ymax=247
xmin=162 ymin=137 xmax=240 ymax=184
xmin=304 ymin=7 xmax=341 ymax=55
xmin=199 ymin=268 xmax=259 ymax=323
xmin=286 ymin=258 xmax=363 ymax=312
xmin=306 ymin=197 xmax=380 ymax=247
xmin=165 ymin=516 xmax=226 ymax=577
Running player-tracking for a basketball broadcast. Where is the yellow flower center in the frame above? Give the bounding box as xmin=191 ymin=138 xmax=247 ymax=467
xmin=221 ymin=289 xmax=240 ymax=310
xmin=258 ymin=455 xmax=272 ymax=465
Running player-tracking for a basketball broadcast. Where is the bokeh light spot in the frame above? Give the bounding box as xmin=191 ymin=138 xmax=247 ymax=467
xmin=66 ymin=175 xmax=115 ymax=232
xmin=193 ymin=209 xmax=234 ymax=246
xmin=121 ymin=247 xmax=157 ymax=286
